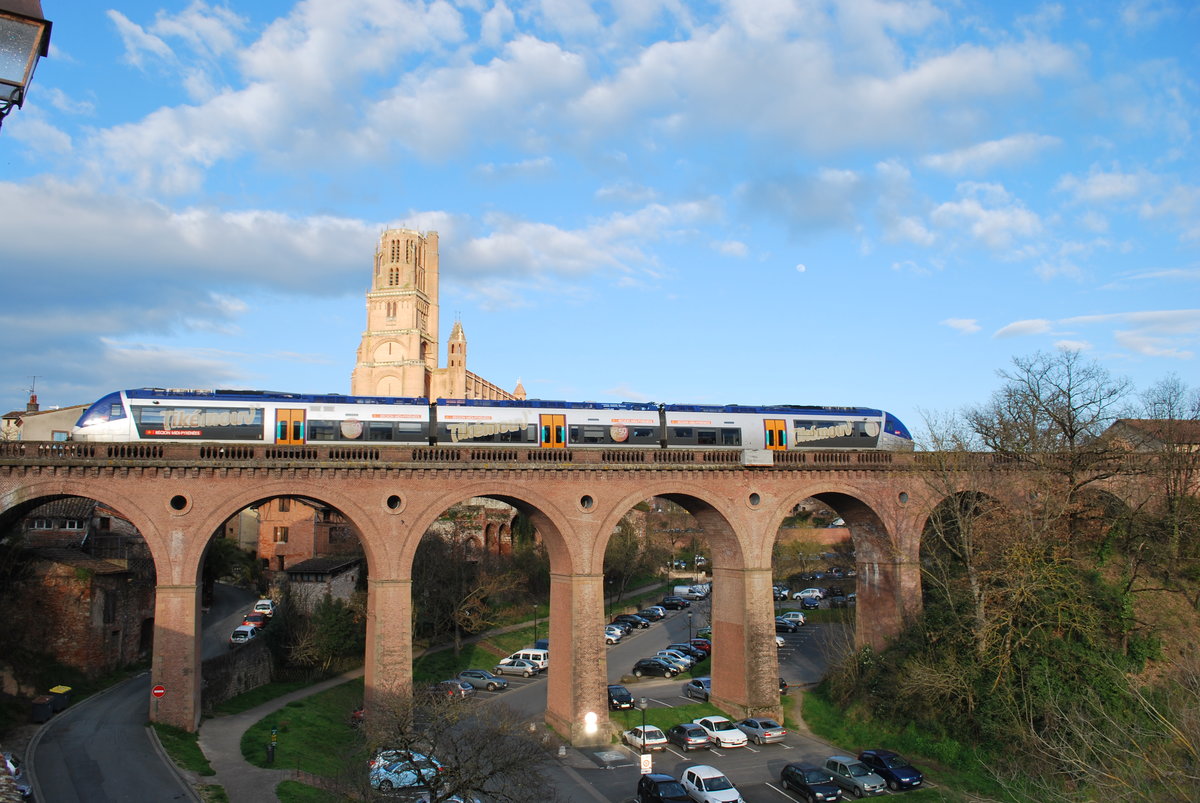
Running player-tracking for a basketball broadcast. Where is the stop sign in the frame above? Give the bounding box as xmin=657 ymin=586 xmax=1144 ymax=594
xmin=151 ymin=685 xmax=166 ymax=698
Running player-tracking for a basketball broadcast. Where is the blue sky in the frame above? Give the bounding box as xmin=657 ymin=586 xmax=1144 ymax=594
xmin=2 ymin=0 xmax=1197 ymax=439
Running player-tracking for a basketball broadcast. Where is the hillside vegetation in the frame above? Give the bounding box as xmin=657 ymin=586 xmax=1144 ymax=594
xmin=824 ymin=352 xmax=1200 ymax=800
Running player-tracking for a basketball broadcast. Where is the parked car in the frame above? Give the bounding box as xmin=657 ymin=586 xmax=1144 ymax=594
xmin=252 ymin=598 xmax=276 ymax=617
xmin=622 ymin=724 xmax=668 ymax=752
xmin=608 ymin=620 xmax=634 ymax=635
xmin=665 ymin=723 xmax=711 ymax=751
xmin=736 ymin=717 xmax=787 ymax=744
xmin=772 ymin=584 xmax=790 ymax=600
xmin=654 ymin=650 xmax=693 ymax=670
xmin=455 ymin=669 xmax=507 ymax=692
xmin=778 ymin=611 xmax=806 ymax=625
xmin=631 ymin=658 xmax=676 ymax=678
xmin=824 ymin=755 xmax=886 ymax=797
xmin=800 ymin=596 xmax=821 ymax=610
xmin=683 ymin=676 xmax=711 ymax=701
xmin=425 ymin=680 xmax=474 ymax=699
xmin=241 ymin=611 xmax=268 ymax=629
xmin=689 ymin=637 xmax=712 ymax=654
xmin=775 ymin=635 xmax=786 ymax=648
xmin=228 ymin=625 xmax=258 ymax=647
xmin=607 ymin=684 xmax=634 ymax=710
xmin=858 ymin=749 xmax=924 ymax=791
xmin=692 ymin=716 xmax=748 ymax=748
xmin=659 ymin=596 xmax=691 ymax=609
xmin=645 ymin=605 xmax=668 ymax=618
xmin=636 ymin=771 xmax=691 ymax=803
xmin=605 ymin=627 xmax=624 ymax=644
xmin=613 ymin=614 xmax=651 ymax=629
xmin=829 ymin=595 xmax=849 ymax=608
xmin=775 ymin=617 xmax=800 ymax=633
xmin=695 ymin=625 xmax=713 ymax=639
xmin=491 ymin=658 xmax=539 ymax=677
xmin=665 ymin=642 xmax=706 ymax=660
xmin=828 ymin=585 xmax=845 ymax=597
xmin=779 ymin=764 xmax=842 ymax=802
xmin=680 ymin=764 xmax=744 ymax=803
xmin=637 ymin=608 xmax=665 ymax=621
xmin=792 ymin=588 xmax=825 ymax=600
xmin=369 ymin=750 xmax=443 ymax=792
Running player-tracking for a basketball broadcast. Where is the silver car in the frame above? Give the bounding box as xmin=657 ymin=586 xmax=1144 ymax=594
xmin=824 ymin=755 xmax=886 ymax=797
xmin=455 ymin=669 xmax=508 ymax=691
xmin=492 ymin=658 xmax=539 ymax=677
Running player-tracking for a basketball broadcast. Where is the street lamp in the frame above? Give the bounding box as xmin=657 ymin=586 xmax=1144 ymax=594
xmin=687 ymin=611 xmax=693 ymax=642
xmin=532 ymin=604 xmax=538 ymax=644
xmin=637 ymin=697 xmax=649 ymax=755
xmin=0 ymin=0 xmax=52 ymax=131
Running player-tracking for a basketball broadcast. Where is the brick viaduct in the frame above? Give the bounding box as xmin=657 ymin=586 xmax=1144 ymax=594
xmin=1 ymin=441 xmax=1139 ymax=745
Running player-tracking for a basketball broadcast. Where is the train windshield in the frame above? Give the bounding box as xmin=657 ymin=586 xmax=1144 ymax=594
xmin=76 ymin=392 xmax=127 ymax=428
xmin=884 ymin=413 xmax=912 ymax=440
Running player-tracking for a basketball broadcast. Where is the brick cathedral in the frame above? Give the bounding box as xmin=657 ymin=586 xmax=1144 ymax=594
xmin=350 ymin=228 xmax=525 ymax=402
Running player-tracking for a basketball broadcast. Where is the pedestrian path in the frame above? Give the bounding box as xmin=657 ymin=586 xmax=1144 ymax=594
xmin=196 ymin=667 xmax=364 ymax=802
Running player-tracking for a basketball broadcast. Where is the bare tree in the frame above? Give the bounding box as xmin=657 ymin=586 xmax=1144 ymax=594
xmin=347 ymin=691 xmax=562 ymax=802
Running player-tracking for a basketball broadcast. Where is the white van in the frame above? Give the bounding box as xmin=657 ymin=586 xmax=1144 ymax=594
xmin=499 ymin=648 xmax=549 ymax=671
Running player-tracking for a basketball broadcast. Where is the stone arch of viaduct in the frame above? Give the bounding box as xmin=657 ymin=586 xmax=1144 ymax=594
xmin=3 ymin=446 xmax=1145 ymax=745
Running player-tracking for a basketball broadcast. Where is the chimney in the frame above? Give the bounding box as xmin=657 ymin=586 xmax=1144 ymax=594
xmin=26 ymin=393 xmax=39 ymax=413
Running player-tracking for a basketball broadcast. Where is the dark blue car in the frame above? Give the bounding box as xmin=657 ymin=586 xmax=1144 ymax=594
xmin=779 ymin=763 xmax=842 ymax=802
xmin=858 ymin=749 xmax=924 ymax=791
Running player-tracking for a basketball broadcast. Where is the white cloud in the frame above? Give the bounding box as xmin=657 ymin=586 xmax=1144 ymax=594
xmin=715 ymin=240 xmax=748 ymax=257
xmin=1056 ymin=166 xmax=1150 ymax=204
xmin=795 ymin=263 xmax=807 ymax=273
xmin=995 ymin=319 xmax=1053 ymax=337
xmin=931 ymin=183 xmax=1042 ymax=250
xmin=1054 ymin=338 xmax=1092 ymax=351
xmin=942 ymin=318 xmax=981 ymax=334
xmin=921 ymin=133 xmax=1060 ymax=174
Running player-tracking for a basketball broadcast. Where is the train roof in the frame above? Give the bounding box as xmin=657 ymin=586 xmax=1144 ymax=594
xmin=122 ymin=388 xmax=429 ymax=405
xmin=664 ymin=403 xmax=886 ymax=417
xmin=437 ymin=397 xmax=660 ymax=411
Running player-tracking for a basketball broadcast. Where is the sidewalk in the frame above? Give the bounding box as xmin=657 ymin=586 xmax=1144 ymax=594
xmin=195 ymin=667 xmax=364 ymax=802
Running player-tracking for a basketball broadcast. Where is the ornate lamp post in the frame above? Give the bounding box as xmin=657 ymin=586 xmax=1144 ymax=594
xmin=687 ymin=611 xmax=693 ymax=642
xmin=0 ymin=0 xmax=52 ymax=131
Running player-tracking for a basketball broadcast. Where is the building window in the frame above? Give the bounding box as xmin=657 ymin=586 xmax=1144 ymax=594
xmin=273 ymin=526 xmax=289 ymax=543
xmin=278 ymin=498 xmax=291 ymax=513
xmin=32 ymin=519 xmax=51 ymax=529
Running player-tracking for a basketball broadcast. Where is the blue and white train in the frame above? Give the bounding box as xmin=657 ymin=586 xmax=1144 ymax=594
xmin=72 ymin=388 xmax=914 ymax=452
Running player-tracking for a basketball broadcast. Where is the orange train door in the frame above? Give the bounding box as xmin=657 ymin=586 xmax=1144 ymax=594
xmin=275 ymin=409 xmax=306 ymax=445
xmin=764 ymin=419 xmax=787 ymax=451
xmin=539 ymin=414 xmax=565 ymax=448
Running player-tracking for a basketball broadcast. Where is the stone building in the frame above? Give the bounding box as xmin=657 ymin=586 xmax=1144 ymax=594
xmin=1 ymin=393 xmax=86 ymax=442
xmin=350 ymin=228 xmax=525 ymax=401
xmin=255 ymin=496 xmax=361 ymax=572
xmin=5 ymin=498 xmax=156 ymax=675
xmin=284 ymin=557 xmax=363 ymax=613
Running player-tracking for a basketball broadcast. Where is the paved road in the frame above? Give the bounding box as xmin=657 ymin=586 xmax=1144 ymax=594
xmin=29 ymin=582 xmax=256 ymax=802
xmin=30 ymin=673 xmax=194 ymax=803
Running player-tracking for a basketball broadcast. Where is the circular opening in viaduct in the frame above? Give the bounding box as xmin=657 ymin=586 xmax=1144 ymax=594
xmin=899 ymin=491 xmax=909 ymax=504
xmin=385 ymin=494 xmax=404 ymax=512
xmin=580 ymin=495 xmax=594 ymax=510
xmin=169 ymin=494 xmax=188 ymax=512
xmin=748 ymin=492 xmax=761 ymax=507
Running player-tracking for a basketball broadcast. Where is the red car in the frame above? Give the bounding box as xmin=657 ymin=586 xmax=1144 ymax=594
xmin=242 ymin=612 xmax=268 ymax=629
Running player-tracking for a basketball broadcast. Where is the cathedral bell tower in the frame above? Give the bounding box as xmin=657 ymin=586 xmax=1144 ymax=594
xmin=351 ymin=229 xmax=440 ymax=397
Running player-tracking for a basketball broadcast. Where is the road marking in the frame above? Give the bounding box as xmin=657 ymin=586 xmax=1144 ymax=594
xmin=765 ymin=781 xmax=800 ymax=799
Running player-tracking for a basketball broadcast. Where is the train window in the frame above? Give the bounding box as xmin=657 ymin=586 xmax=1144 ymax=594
xmin=674 ymin=428 xmax=693 ymax=439
xmin=697 ymin=429 xmax=717 ymax=445
xmin=721 ymin=428 xmax=741 ymax=445
xmin=367 ymin=423 xmax=394 ymax=441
